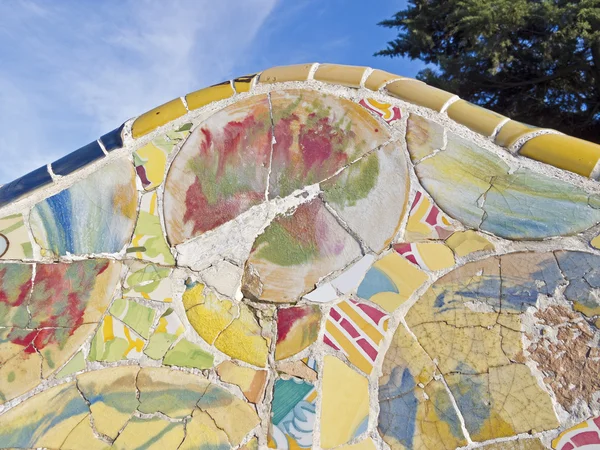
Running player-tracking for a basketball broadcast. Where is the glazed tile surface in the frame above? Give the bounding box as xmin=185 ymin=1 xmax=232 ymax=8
xmin=2 ymin=68 xmax=600 ymax=449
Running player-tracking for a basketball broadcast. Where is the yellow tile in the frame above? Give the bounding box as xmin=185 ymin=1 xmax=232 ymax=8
xmin=233 ymin=74 xmax=258 ymax=93
xmin=258 ymin=63 xmax=315 ymax=83
xmin=216 ymin=360 xmax=267 ymax=403
xmin=591 ymin=234 xmax=600 ymax=249
xmin=314 ymin=63 xmax=367 ymax=88
xmin=447 ymin=100 xmax=507 ymax=137
xmin=364 ymin=69 xmax=404 ymax=91
xmin=338 ymin=438 xmax=377 ymax=450
xmin=414 ymin=242 xmax=456 ymax=271
xmin=494 ymin=120 xmax=539 ymax=148
xmin=112 ymin=417 xmax=185 ymax=449
xmin=520 ymin=134 xmax=600 ymax=178
xmin=445 ymin=230 xmax=495 ymax=257
xmin=185 ymin=82 xmax=234 ymax=111
xmin=180 ymin=410 xmax=230 ymax=450
xmin=61 ymin=416 xmax=110 ymax=449
xmin=386 ymin=80 xmax=456 ymax=112
xmin=131 ymin=98 xmax=187 ymax=138
xmin=321 ymin=355 xmax=370 ymax=448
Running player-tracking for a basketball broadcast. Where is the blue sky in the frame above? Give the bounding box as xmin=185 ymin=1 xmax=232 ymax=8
xmin=0 ymin=0 xmax=423 ymax=184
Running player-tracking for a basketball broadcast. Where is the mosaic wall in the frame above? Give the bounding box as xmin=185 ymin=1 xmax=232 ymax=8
xmin=1 ymin=63 xmax=600 ymax=449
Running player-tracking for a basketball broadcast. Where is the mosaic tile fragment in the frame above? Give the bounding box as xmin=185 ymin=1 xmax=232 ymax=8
xmin=405 ymin=190 xmax=456 ymax=241
xmin=30 ymin=161 xmax=137 ymax=256
xmin=552 ymin=416 xmax=600 ymax=449
xmin=180 ymin=409 xmax=230 ymax=449
xmin=243 ymin=198 xmax=361 ymax=303
xmin=445 ymin=230 xmax=495 ymax=257
xmin=482 ymin=439 xmax=545 ymax=449
xmin=0 ymin=214 xmax=32 ymax=259
xmin=216 ymin=360 xmax=267 ymax=403
xmin=134 ymin=123 xmax=191 ymax=190
xmin=112 ymin=417 xmax=185 ymax=449
xmin=127 ymin=190 xmax=175 ymax=264
xmin=144 ymin=308 xmax=184 ymax=359
xmin=338 ymin=438 xmax=378 ymax=450
xmin=379 ymin=324 xmax=466 ymax=449
xmin=88 ymin=315 xmax=145 ymax=362
xmin=408 ymin=126 xmax=600 ymax=239
xmin=405 ymin=114 xmax=445 ymax=162
xmin=163 ymin=338 xmax=214 ymax=369
xmin=555 ymin=251 xmax=600 ymax=318
xmin=359 ymin=98 xmax=401 ymax=123
xmin=276 ymin=359 xmax=318 ymax=382
xmin=109 ymin=298 xmax=155 ymax=339
xmin=330 ymin=254 xmax=375 ymax=294
xmin=324 ymin=299 xmax=389 ymax=374
xmin=268 ymin=377 xmax=317 ymax=449
xmin=0 ymin=259 xmax=120 ymax=403
xmin=55 ymin=351 xmax=85 ymax=378
xmin=322 ymin=142 xmax=409 ymax=252
xmin=269 ymin=89 xmax=389 ymax=198
xmin=321 ymin=355 xmax=369 ymax=448
xmin=184 ymin=280 xmax=269 ymax=366
xmin=357 ymin=252 xmax=428 ymax=312
xmin=303 ymin=282 xmax=338 ymax=303
xmin=164 ymin=96 xmax=271 ymax=244
xmin=122 ymin=261 xmax=173 ymax=302
xmin=394 ymin=242 xmax=455 ymax=271
xmin=276 ymin=304 xmax=321 ymax=360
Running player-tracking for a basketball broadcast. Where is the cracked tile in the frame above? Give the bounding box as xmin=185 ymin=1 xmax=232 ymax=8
xmin=243 ymin=198 xmax=361 ymax=303
xmin=445 ymin=230 xmax=494 ymax=257
xmin=179 ymin=409 xmax=230 ymax=449
xmin=88 ymin=315 xmax=145 ymax=362
xmin=406 ymin=115 xmax=445 ymax=162
xmin=276 ymin=359 xmax=318 ymax=382
xmin=405 ymin=190 xmax=457 ymax=241
xmin=409 ymin=130 xmax=600 ymax=239
xmin=481 ymin=439 xmax=545 ymax=449
xmin=55 ymin=351 xmax=85 ymax=378
xmin=163 ymin=338 xmax=214 ymax=369
xmin=0 ymin=214 xmax=32 ymax=259
xmin=324 ymin=299 xmax=389 ymax=374
xmin=269 ymin=89 xmax=389 ymax=199
xmin=126 ymin=190 xmax=175 ymax=265
xmin=275 ymin=305 xmax=321 ymax=360
xmin=112 ymin=416 xmax=185 ymax=450
xmin=216 ymin=360 xmax=267 ymax=404
xmin=359 ymin=98 xmax=402 ymax=124
xmin=144 ymin=308 xmax=184 ymax=360
xmin=109 ymin=298 xmax=156 ymax=339
xmin=122 ymin=261 xmax=173 ymax=303
xmin=394 ymin=242 xmax=456 ymax=271
xmin=164 ymin=96 xmax=271 ymax=245
xmin=321 ymin=355 xmax=369 ymax=448
xmin=30 ymin=160 xmax=137 ymax=256
xmin=321 ymin=142 xmax=409 ymax=252
xmin=268 ymin=377 xmax=317 ymax=448
xmin=357 ymin=252 xmax=428 ymax=312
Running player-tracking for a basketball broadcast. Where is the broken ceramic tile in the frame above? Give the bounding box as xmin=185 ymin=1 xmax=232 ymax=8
xmin=269 ymin=89 xmax=390 ymax=199
xmin=29 ymin=160 xmax=137 ymax=256
xmin=276 ymin=359 xmax=318 ymax=382
xmin=122 ymin=261 xmax=173 ymax=302
xmin=109 ymin=298 xmax=156 ymax=339
xmin=163 ymin=338 xmax=214 ymax=369
xmin=243 ymin=198 xmax=361 ymax=303
xmin=164 ymin=96 xmax=271 ymax=245
xmin=405 ymin=114 xmax=445 ymax=162
xmin=112 ymin=416 xmax=185 ymax=449
xmin=127 ymin=190 xmax=175 ymax=265
xmin=405 ymin=190 xmax=456 ymax=241
xmin=216 ymin=360 xmax=268 ymax=403
xmin=358 ymin=98 xmax=401 ymax=123
xmin=55 ymin=351 xmax=85 ymax=378
xmin=88 ymin=315 xmax=145 ymax=362
xmin=356 ymin=252 xmax=428 ymax=312
xmin=303 ymin=282 xmax=338 ymax=303
xmin=276 ymin=304 xmax=321 ymax=360
xmin=552 ymin=416 xmax=600 ymax=449
xmin=0 ymin=214 xmax=32 ymax=259
xmin=330 ymin=254 xmax=375 ymax=294
xmin=445 ymin=230 xmax=495 ymax=257
xmin=324 ymin=299 xmax=389 ymax=374
xmin=268 ymin=377 xmax=317 ymax=449
xmin=322 ymin=142 xmax=409 ymax=252
xmin=393 ymin=242 xmax=455 ymax=271
xmin=144 ymin=308 xmax=184 ymax=360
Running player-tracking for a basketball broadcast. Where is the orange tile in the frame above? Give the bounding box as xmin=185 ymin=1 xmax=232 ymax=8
xmin=519 ymin=134 xmax=600 ymax=178
xmin=131 ymin=98 xmax=187 ymax=138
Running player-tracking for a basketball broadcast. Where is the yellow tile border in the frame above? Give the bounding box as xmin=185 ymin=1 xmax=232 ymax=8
xmin=123 ymin=63 xmax=600 ymax=183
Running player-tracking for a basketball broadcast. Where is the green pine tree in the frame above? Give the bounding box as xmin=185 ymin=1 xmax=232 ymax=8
xmin=377 ymin=0 xmax=600 ymax=143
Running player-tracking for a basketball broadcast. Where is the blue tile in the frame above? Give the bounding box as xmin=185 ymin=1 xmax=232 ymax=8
xmin=51 ymin=141 xmax=105 ymax=176
xmin=100 ymin=123 xmax=125 ymax=152
xmin=0 ymin=166 xmax=53 ymax=207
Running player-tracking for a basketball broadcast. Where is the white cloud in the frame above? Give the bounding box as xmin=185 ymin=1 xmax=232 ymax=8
xmin=0 ymin=0 xmax=278 ymax=183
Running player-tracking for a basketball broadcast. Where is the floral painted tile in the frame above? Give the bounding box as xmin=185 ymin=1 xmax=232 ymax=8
xmin=243 ymin=198 xmax=361 ymax=303
xmin=359 ymin=98 xmax=401 ymax=123
xmin=268 ymin=377 xmax=317 ymax=449
xmin=163 ymin=338 xmax=214 ymax=369
xmin=269 ymin=89 xmax=390 ymax=199
xmin=357 ymin=252 xmax=428 ymax=312
xmin=184 ymin=280 xmax=269 ymax=366
xmin=405 ymin=190 xmax=456 ymax=241
xmin=127 ymin=191 xmax=175 ymax=265
xmin=0 ymin=214 xmax=32 ymax=259
xmin=144 ymin=308 xmax=184 ymax=360
xmin=393 ymin=242 xmax=455 ymax=271
xmin=216 ymin=360 xmax=268 ymax=403
xmin=88 ymin=315 xmax=145 ymax=362
xmin=164 ymin=96 xmax=272 ymax=245
xmin=276 ymin=305 xmax=321 ymax=360
xmin=324 ymin=299 xmax=389 ymax=374
xmin=134 ymin=123 xmax=191 ymax=190
xmin=321 ymin=142 xmax=409 ymax=252
xmin=109 ymin=298 xmax=155 ymax=339
xmin=409 ymin=127 xmax=600 ymax=239
xmin=122 ymin=261 xmax=173 ymax=302
xmin=30 ymin=160 xmax=137 ymax=256
xmin=320 ymin=355 xmax=369 ymax=448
